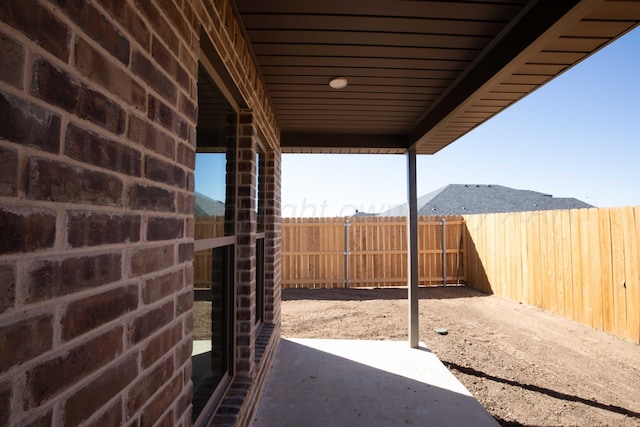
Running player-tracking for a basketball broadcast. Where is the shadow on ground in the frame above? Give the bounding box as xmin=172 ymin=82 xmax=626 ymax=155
xmin=282 ymin=285 xmax=490 ymax=302
xmin=253 ymin=338 xmax=498 ymax=427
xmin=443 ymin=360 xmax=640 ymax=422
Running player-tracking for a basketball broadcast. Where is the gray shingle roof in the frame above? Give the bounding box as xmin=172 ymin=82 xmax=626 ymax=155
xmin=194 ymin=192 xmax=225 ymax=216
xmin=381 ymin=184 xmax=593 ymax=216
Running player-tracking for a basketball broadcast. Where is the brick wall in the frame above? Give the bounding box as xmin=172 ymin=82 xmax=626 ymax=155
xmin=0 ymin=0 xmax=281 ymax=426
xmin=265 ymin=150 xmax=283 ymax=326
xmin=235 ymin=111 xmax=258 ymax=378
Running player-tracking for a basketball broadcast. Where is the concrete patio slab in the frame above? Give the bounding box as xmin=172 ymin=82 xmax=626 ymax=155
xmin=252 ymin=338 xmax=498 ymax=427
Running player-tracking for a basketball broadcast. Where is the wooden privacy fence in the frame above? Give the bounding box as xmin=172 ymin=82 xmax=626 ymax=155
xmin=281 ymin=216 xmax=465 ymax=289
xmin=464 ymin=206 xmax=640 ymax=344
xmin=193 ymin=217 xmax=225 ymax=288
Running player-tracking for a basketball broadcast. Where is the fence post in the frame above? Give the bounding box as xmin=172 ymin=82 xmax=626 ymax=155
xmin=344 ymin=219 xmax=350 ymax=288
xmin=442 ymin=218 xmax=447 ymax=285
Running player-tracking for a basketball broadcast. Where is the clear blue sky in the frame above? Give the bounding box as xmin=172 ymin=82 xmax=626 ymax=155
xmin=281 ymin=26 xmax=640 ymax=217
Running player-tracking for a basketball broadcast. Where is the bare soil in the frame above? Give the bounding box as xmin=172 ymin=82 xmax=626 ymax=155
xmin=281 ymin=286 xmax=640 ymax=427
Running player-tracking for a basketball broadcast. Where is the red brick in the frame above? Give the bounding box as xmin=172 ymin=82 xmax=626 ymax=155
xmin=148 ymin=94 xmax=188 ymax=139
xmin=176 ymin=337 xmax=192 ymax=367
xmin=90 ymin=398 xmax=123 ymax=427
xmin=176 ymin=289 xmax=193 ymax=316
xmin=178 ymin=242 xmax=194 ymax=263
xmin=132 ymin=50 xmax=177 ymax=104
xmin=140 ymin=375 xmax=182 ymax=427
xmin=127 ymin=356 xmax=174 ymax=416
xmin=175 ymin=388 xmax=192 ymax=421
xmin=134 ymin=1 xmax=179 ymax=53
xmin=0 ymin=30 xmax=25 ymax=88
xmin=95 ymin=0 xmax=150 ymax=50
xmin=31 ymin=57 xmax=125 ymax=134
xmin=128 ymin=301 xmax=174 ymax=345
xmin=0 ymin=89 xmax=61 ymax=153
xmin=26 ymin=326 xmax=124 ymax=407
xmin=74 ymin=37 xmax=145 ymax=109
xmin=0 ymin=263 xmax=16 ymax=314
xmin=61 ymin=285 xmax=137 ymax=340
xmin=141 ymin=323 xmax=182 ymax=368
xmin=60 ymin=0 xmax=130 ymax=65
xmin=0 ymin=314 xmax=53 ymax=371
xmin=177 ymin=192 xmax=194 ymax=215
xmin=63 ymin=354 xmax=138 ymax=427
xmin=155 ymin=0 xmax=191 ymax=44
xmin=145 ymin=155 xmax=185 ymax=188
xmin=123 ymin=2 xmax=151 ymax=49
xmin=176 ymin=142 xmax=195 ymax=169
xmin=147 ymin=217 xmax=184 ymax=241
xmin=67 ymin=211 xmax=141 ymax=247
xmin=0 ymin=381 xmax=10 ymax=426
xmin=151 ymin=35 xmax=189 ymax=92
xmin=30 ymin=56 xmax=80 ymax=111
xmin=182 ymin=311 xmax=193 ymax=337
xmin=182 ymin=361 xmax=192 ymax=386
xmin=128 ymin=114 xmax=175 ymax=158
xmin=28 ymin=158 xmax=124 ymax=206
xmin=142 ymin=270 xmax=182 ymax=305
xmin=27 ymin=253 xmax=122 ymax=303
xmin=130 ymin=244 xmax=174 ymax=277
xmin=66 ymin=123 xmax=142 ymax=176
xmin=21 ymin=410 xmax=52 ymax=427
xmin=179 ymin=93 xmax=197 ymax=123
xmin=0 ymin=0 xmax=71 ymax=61
xmin=0 ymin=208 xmax=56 ymax=255
xmin=0 ymin=146 xmax=18 ymax=197
xmin=129 ymin=183 xmax=175 ymax=212
xmin=156 ymin=409 xmax=175 ymax=427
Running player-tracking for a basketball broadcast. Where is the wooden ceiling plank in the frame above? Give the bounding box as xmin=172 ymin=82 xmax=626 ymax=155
xmin=586 ymin=1 xmax=640 ymax=20
xmin=236 ymin=0 xmax=523 ymax=21
xmin=259 ymin=66 xmax=459 ymax=79
xmin=502 ymin=74 xmax=552 ymax=85
xmin=272 ymin=98 xmax=430 ymax=107
xmin=544 ymin=36 xmax=609 ymax=51
xmin=275 ymin=105 xmax=425 ymax=112
xmin=266 ymin=85 xmax=445 ymax=94
xmin=563 ymin=20 xmax=636 ymax=37
xmin=263 ymin=75 xmax=454 ymax=87
xmin=514 ymin=63 xmax=567 ymax=75
xmin=529 ymin=51 xmax=588 ymax=64
xmin=240 ymin=15 xmax=506 ymax=37
xmin=251 ymin=44 xmax=480 ymax=61
xmin=269 ymin=92 xmax=437 ymax=101
xmin=247 ymin=29 xmax=493 ymax=50
xmin=256 ymin=55 xmax=470 ymax=71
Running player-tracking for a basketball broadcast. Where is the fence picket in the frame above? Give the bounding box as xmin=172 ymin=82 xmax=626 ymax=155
xmin=280 ymin=208 xmax=639 ymax=343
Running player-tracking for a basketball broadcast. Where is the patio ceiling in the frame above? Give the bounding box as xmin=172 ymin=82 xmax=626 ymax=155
xmin=232 ymin=0 xmax=640 ymax=154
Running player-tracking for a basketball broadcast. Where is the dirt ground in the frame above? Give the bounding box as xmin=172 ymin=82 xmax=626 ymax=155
xmin=281 ymin=286 xmax=640 ymax=427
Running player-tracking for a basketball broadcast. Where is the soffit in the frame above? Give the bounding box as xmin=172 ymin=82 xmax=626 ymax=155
xmin=232 ymin=0 xmax=640 ymax=154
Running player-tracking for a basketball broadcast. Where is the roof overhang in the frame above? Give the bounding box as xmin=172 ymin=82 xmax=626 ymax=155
xmin=233 ymin=0 xmax=640 ymax=154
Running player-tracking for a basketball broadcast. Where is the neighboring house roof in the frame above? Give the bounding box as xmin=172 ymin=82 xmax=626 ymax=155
xmin=381 ymin=184 xmax=593 ymax=216
xmin=351 ymin=210 xmax=378 ymax=217
xmin=194 ymin=192 xmax=225 ymax=216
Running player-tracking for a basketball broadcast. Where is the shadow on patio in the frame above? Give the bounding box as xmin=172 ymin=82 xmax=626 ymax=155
xmin=252 ymin=338 xmax=498 ymax=427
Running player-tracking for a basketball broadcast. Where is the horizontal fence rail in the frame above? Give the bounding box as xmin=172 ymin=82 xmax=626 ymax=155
xmin=281 ymin=216 xmax=465 ymax=289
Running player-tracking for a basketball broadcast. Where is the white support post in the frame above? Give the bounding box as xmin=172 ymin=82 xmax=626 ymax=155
xmin=407 ymin=149 xmax=419 ymax=348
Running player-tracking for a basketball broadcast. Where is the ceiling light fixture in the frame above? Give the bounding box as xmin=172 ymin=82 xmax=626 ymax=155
xmin=329 ymin=76 xmax=348 ymax=89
